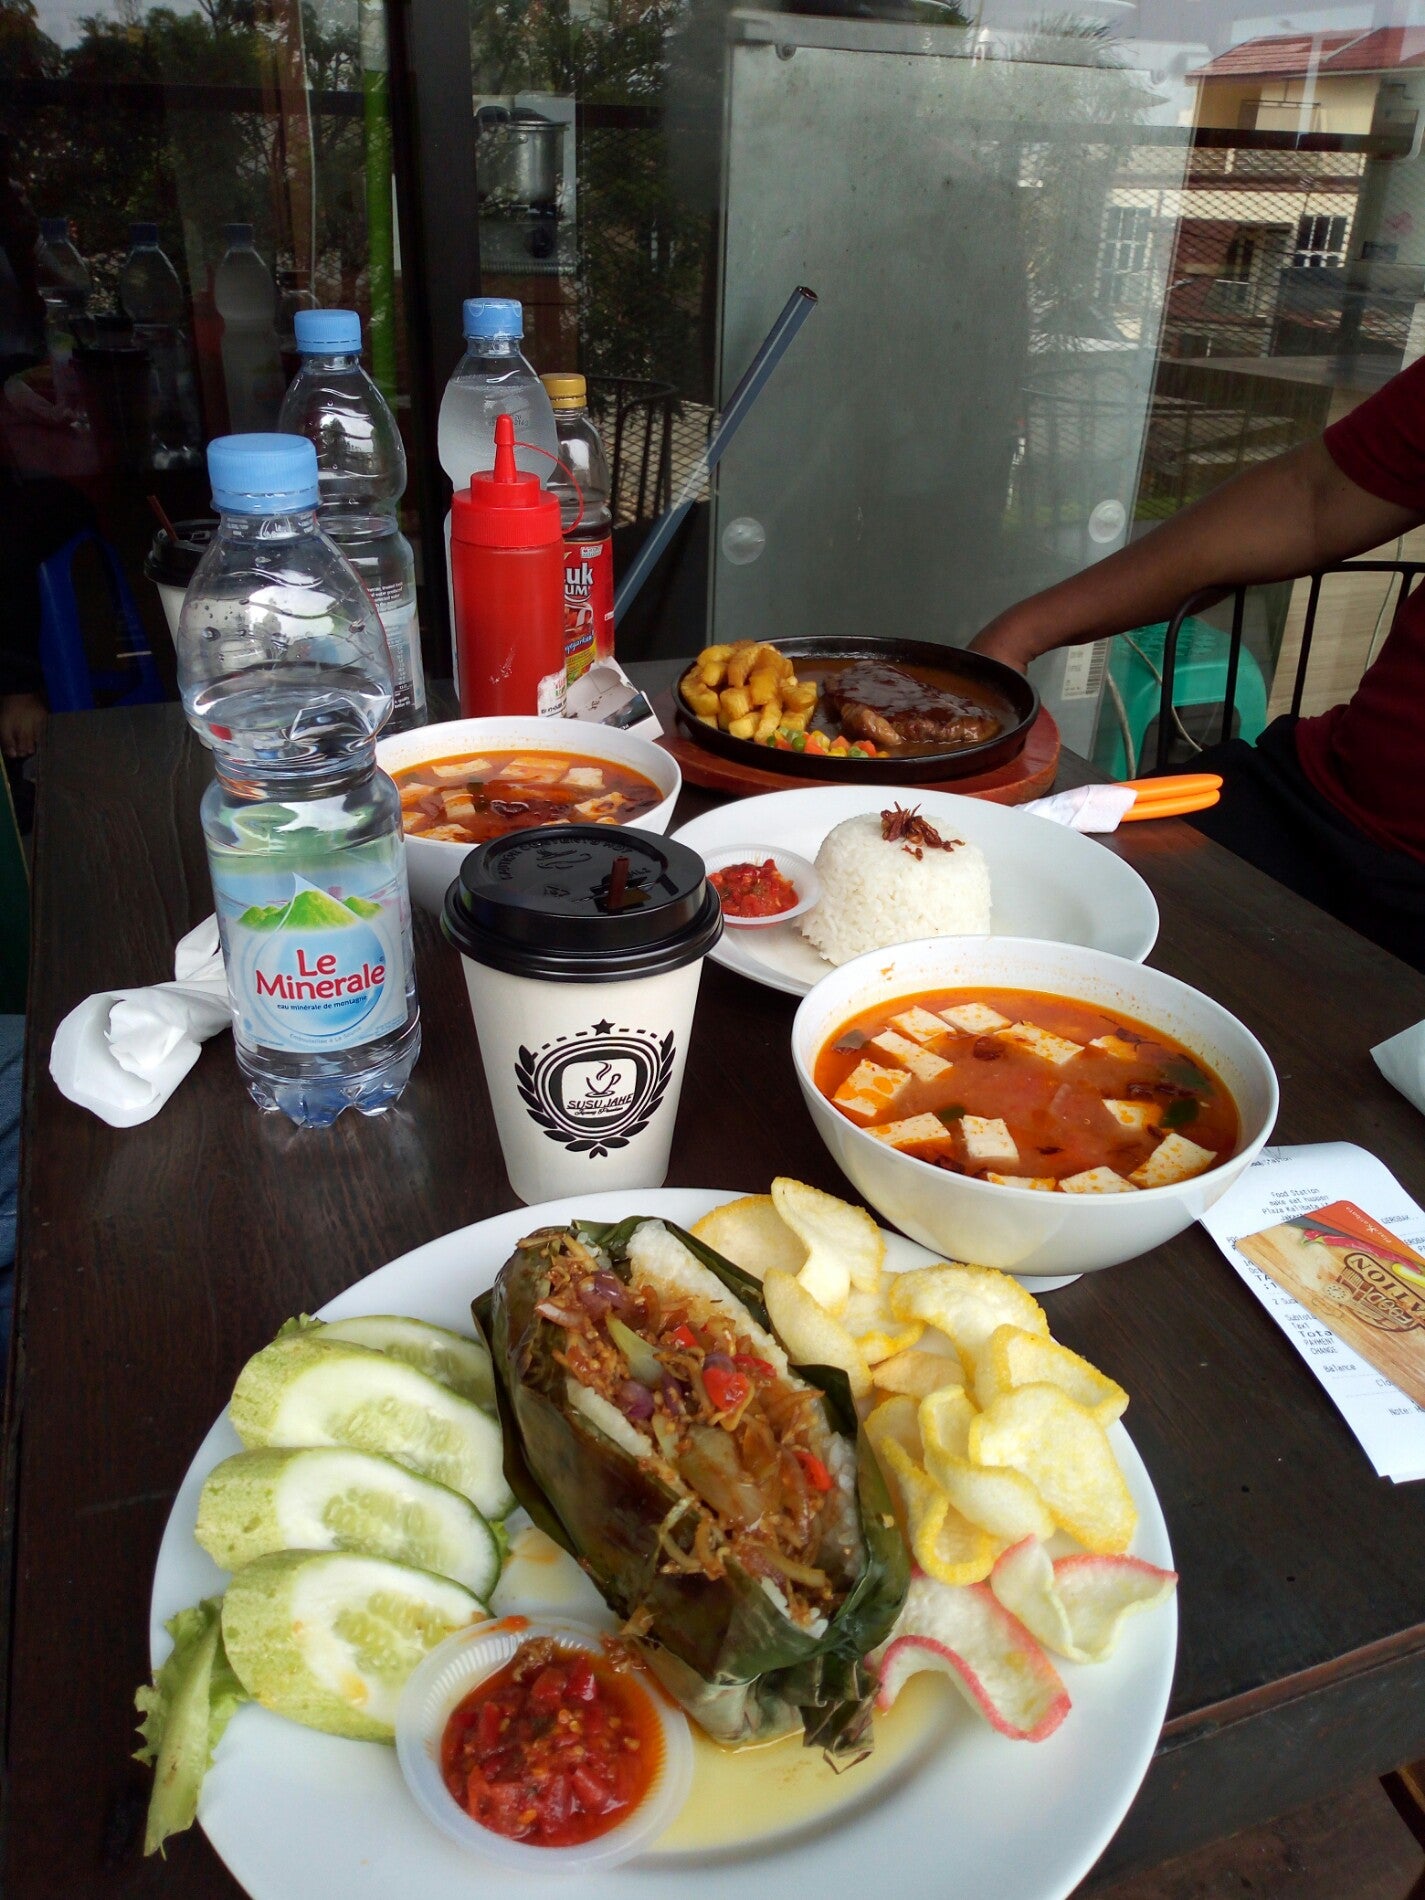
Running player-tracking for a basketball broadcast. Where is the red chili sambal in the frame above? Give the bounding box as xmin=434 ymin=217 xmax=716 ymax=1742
xmin=440 ymin=1637 xmax=662 ymax=1847
xmin=709 ymin=858 xmax=798 ymax=918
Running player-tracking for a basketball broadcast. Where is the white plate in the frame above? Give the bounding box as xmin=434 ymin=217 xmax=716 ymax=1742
xmin=672 ymin=788 xmax=1159 ymax=997
xmin=151 ymin=1188 xmax=1176 ymax=1900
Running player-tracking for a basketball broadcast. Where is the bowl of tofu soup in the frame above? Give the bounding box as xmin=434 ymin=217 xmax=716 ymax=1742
xmin=791 ymin=936 xmax=1278 ymax=1280
xmin=377 ymin=718 xmax=682 ymax=914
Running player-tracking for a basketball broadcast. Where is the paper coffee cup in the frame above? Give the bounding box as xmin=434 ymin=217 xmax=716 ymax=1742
xmin=144 ymin=517 xmax=217 ymax=642
xmin=442 ymin=826 xmax=722 ymax=1204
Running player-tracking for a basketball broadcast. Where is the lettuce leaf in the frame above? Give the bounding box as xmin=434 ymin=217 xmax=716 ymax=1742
xmin=134 ymin=1596 xmax=249 ymax=1856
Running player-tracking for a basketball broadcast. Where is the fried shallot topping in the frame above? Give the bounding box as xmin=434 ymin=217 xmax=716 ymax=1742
xmin=880 ymin=803 xmax=962 ymax=860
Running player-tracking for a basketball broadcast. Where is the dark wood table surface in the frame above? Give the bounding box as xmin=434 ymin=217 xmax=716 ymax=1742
xmin=6 ymin=677 xmax=1425 ymax=1897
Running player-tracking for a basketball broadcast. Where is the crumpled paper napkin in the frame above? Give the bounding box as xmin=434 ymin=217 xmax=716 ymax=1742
xmin=49 ymin=916 xmax=232 ymax=1128
xmin=1022 ymin=783 xmax=1137 ymax=833
xmin=1372 ymin=1020 xmax=1425 ymax=1119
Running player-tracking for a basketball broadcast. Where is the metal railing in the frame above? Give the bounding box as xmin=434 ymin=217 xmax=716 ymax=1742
xmin=1155 ymin=560 xmax=1425 ymax=771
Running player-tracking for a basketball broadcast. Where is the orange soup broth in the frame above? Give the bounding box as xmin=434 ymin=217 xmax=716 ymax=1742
xmin=395 ymin=750 xmax=662 ymax=847
xmin=815 ymin=988 xmax=1238 ymax=1183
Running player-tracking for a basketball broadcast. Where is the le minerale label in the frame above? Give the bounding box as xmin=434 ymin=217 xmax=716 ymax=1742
xmin=214 ymin=854 xmax=409 ymax=1054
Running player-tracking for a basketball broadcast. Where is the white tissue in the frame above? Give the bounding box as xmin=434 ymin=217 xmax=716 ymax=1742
xmin=1022 ymin=784 xmax=1137 ymax=833
xmin=49 ymin=915 xmax=232 ymax=1128
xmin=1373 ymin=1020 xmax=1425 ymax=1119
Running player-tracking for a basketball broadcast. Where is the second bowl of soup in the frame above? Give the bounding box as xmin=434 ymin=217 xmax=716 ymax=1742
xmin=377 ymin=718 xmax=682 ymax=913
xmin=792 ymin=937 xmax=1277 ymax=1280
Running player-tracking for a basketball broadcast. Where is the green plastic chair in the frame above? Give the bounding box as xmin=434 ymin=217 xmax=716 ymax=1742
xmin=1094 ymin=617 xmax=1268 ymax=781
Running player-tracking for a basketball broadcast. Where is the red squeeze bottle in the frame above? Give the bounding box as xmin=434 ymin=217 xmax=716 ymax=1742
xmin=451 ymin=412 xmax=568 ymax=719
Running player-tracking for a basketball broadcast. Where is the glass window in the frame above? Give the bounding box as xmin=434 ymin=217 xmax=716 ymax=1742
xmin=1 ymin=0 xmax=414 ymax=720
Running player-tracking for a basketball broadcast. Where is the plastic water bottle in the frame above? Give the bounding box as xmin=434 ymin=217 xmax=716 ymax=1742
xmin=278 ymin=307 xmax=427 ymax=731
xmin=438 ymin=297 xmax=559 ymax=487
xmin=176 ymin=433 xmax=420 ymax=1126
xmin=437 ymin=298 xmax=558 ymax=651
xmin=542 ymin=372 xmax=615 ymax=677
xmin=215 ymin=224 xmax=283 ymax=431
xmin=119 ymin=222 xmax=201 ymax=465
xmin=35 ymin=216 xmax=90 ymax=399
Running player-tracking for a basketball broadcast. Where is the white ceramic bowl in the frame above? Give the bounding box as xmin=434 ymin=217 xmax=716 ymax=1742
xmin=791 ymin=936 xmax=1278 ymax=1279
xmin=396 ymin=1617 xmax=694 ymax=1872
xmin=700 ymin=843 xmax=822 ymax=929
xmin=377 ymin=717 xmax=682 ymax=914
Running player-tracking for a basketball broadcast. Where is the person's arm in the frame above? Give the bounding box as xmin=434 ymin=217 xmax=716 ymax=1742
xmin=969 ymin=438 xmax=1423 ymax=672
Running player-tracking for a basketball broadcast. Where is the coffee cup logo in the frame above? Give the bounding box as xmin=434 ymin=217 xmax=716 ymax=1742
xmin=516 ymin=1019 xmax=675 ymax=1157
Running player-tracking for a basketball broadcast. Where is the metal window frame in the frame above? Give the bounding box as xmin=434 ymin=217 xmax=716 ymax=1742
xmin=387 ymin=0 xmax=484 ymax=672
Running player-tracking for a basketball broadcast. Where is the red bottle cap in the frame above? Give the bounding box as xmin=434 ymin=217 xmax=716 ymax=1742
xmin=451 ymin=413 xmax=563 ymax=549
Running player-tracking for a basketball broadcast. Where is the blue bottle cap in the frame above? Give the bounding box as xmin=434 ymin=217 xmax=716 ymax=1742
xmin=294 ymin=308 xmax=362 ymax=355
xmin=129 ymin=221 xmax=160 ymax=246
xmin=222 ymin=222 xmax=254 ymax=247
xmin=208 ymin=434 xmax=320 ymax=514
xmin=462 ymin=297 xmax=523 ymax=341
xmin=40 ymin=217 xmax=70 ymax=244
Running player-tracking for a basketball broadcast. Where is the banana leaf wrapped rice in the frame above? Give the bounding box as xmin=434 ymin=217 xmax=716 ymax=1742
xmin=482 ymin=1216 xmax=908 ymax=1755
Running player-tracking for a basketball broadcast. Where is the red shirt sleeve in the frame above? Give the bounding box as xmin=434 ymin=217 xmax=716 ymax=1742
xmin=1323 ymin=355 xmax=1425 ymax=513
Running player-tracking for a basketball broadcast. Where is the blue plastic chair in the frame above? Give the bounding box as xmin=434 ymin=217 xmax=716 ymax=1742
xmin=36 ymin=530 xmax=165 ymax=713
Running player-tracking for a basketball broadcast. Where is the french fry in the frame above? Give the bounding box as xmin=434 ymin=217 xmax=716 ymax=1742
xmin=728 ymin=712 xmax=758 ymax=740
xmin=718 ymin=685 xmax=752 ymax=724
xmin=784 ymin=678 xmax=818 ymax=713
xmin=753 ymin=700 xmax=781 ymax=743
xmin=747 ymin=667 xmax=780 ymax=708
xmin=725 ymin=643 xmax=758 ymax=689
xmin=683 ymin=680 xmax=720 ymax=718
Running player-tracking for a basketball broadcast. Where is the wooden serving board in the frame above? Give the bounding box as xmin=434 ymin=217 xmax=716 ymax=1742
xmin=653 ymin=692 xmax=1061 ymax=804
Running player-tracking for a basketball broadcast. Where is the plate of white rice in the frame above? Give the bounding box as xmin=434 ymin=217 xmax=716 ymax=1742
xmin=670 ymin=787 xmax=1158 ymax=997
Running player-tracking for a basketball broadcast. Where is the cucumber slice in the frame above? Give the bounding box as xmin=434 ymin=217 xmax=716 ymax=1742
xmin=229 ymin=1336 xmax=515 ymax=1521
xmin=196 ymin=1448 xmax=502 ymax=1599
xmin=311 ymin=1315 xmax=496 ymax=1413
xmin=221 ymin=1550 xmax=483 ymax=1740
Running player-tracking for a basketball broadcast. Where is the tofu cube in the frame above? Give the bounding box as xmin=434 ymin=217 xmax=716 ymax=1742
xmin=502 ymin=757 xmax=567 ymax=785
xmin=1060 ymin=1167 xmax=1138 ymax=1195
xmin=421 ymin=824 xmax=470 ymax=842
xmin=1104 ymin=1098 xmax=1162 ymax=1132
xmin=1090 ymin=1034 xmax=1139 ymax=1062
xmin=986 ymin=1173 xmax=1058 ymax=1192
xmin=888 ymin=1006 xmax=952 ymax=1047
xmin=867 ymin=1113 xmax=956 ymax=1152
xmin=960 ymin=1115 xmax=1019 ymax=1166
xmin=869 ymin=1029 xmax=951 ymax=1084
xmin=1129 ymin=1131 xmax=1217 ymax=1190
xmin=399 ymin=782 xmax=435 ymax=810
xmin=996 ymin=1022 xmax=1084 ymax=1067
xmin=563 ymin=766 xmax=605 ymax=789
xmin=443 ymin=791 xmax=477 ymax=821
xmin=575 ymin=793 xmax=630 ymax=820
xmin=431 ymin=758 xmax=490 ymax=781
xmin=833 ymin=1060 xmax=911 ymax=1124
xmin=940 ymin=1003 xmax=1011 ymax=1036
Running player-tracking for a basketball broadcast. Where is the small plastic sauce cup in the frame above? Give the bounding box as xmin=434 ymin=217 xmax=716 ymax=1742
xmin=395 ymin=1617 xmax=694 ymax=1871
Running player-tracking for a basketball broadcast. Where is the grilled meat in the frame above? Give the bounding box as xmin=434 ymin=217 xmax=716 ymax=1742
xmin=823 ymin=661 xmax=1001 ymax=749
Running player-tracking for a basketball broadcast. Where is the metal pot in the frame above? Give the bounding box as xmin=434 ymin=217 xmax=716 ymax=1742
xmin=475 ymin=106 xmax=562 ymax=211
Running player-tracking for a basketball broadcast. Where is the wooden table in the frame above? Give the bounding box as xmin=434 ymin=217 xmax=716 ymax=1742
xmin=7 ymin=683 xmax=1425 ymax=1897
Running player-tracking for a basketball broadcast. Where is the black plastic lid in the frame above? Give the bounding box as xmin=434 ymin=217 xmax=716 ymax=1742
xmin=145 ymin=517 xmax=219 ymax=587
xmin=442 ymin=825 xmax=723 ymax=983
